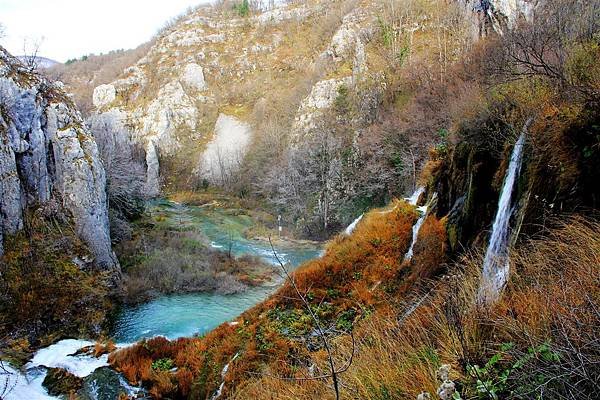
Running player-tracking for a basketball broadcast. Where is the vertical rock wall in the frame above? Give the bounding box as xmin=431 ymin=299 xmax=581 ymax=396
xmin=0 ymin=47 xmax=118 ymax=271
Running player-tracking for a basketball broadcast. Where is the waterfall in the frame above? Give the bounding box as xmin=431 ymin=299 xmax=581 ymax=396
xmin=403 ymin=187 xmax=436 ymax=262
xmin=404 ymin=205 xmax=429 ymax=261
xmin=405 ymin=186 xmax=425 ymax=206
xmin=344 ymin=214 xmax=363 ymax=235
xmin=478 ymin=131 xmax=527 ymax=304
xmin=210 ymin=352 xmax=240 ymax=400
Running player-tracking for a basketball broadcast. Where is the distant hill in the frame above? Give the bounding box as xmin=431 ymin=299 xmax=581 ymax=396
xmin=15 ymin=55 xmax=61 ymax=69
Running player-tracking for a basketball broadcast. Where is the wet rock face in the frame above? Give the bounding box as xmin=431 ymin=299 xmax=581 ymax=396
xmin=79 ymin=367 xmax=132 ymax=400
xmin=43 ymin=368 xmax=83 ymax=396
xmin=433 ymin=142 xmax=500 ymax=251
xmin=459 ymin=0 xmax=539 ymax=36
xmin=0 ymin=47 xmax=118 ymax=271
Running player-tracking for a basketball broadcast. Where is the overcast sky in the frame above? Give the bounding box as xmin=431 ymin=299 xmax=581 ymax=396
xmin=0 ymin=0 xmax=211 ymax=62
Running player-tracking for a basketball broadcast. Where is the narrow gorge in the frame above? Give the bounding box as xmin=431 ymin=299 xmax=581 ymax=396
xmin=1 ymin=0 xmax=598 ymax=399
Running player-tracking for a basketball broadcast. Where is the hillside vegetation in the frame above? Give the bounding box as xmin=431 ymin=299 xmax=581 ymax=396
xmin=55 ymin=0 xmax=475 ymax=239
xmin=104 ymin=0 xmax=600 ymax=398
xmin=1 ymin=0 xmax=598 ymax=399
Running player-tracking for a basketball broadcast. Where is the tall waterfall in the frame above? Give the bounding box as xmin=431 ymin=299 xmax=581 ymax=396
xmin=478 ymin=131 xmax=527 ymax=304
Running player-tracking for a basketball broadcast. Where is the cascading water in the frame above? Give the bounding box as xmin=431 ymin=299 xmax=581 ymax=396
xmin=400 ymin=186 xmax=430 ymax=262
xmin=478 ymin=130 xmax=527 ymax=304
xmin=344 ymin=214 xmax=363 ymax=235
xmin=1 ymin=339 xmax=141 ymax=400
xmin=405 ymin=186 xmax=425 ymax=206
xmin=210 ymin=352 xmax=240 ymax=400
xmin=404 ymin=205 xmax=429 ymax=261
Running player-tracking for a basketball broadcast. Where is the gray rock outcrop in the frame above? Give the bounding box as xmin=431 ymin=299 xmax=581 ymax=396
xmin=198 ymin=114 xmax=251 ymax=185
xmin=460 ymin=0 xmax=539 ymax=36
xmin=0 ymin=47 xmax=118 ymax=271
xmin=92 ymin=84 xmax=116 ymax=108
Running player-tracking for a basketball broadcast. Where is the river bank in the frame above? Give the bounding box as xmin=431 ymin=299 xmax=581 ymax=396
xmin=115 ymin=197 xmax=322 ymax=304
xmin=1 ymin=194 xmax=324 ymax=399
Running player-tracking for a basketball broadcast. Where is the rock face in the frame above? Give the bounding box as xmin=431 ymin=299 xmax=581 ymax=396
xmin=199 ymin=114 xmax=251 ymax=184
xmin=0 ymin=47 xmax=118 ymax=271
xmin=87 ymin=1 xmax=379 ymax=194
xmin=460 ymin=0 xmax=539 ymax=35
xmin=181 ymin=63 xmax=207 ymax=91
xmin=43 ymin=368 xmax=83 ymax=396
xmin=145 ymin=139 xmax=160 ymax=197
xmin=92 ymin=84 xmax=116 ymax=108
xmin=293 ymin=77 xmax=352 ymax=136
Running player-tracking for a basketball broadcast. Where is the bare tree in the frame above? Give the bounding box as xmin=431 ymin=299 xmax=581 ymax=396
xmin=268 ymin=238 xmax=355 ymax=400
xmin=88 ymin=114 xmax=146 ymax=242
xmin=488 ymin=0 xmax=600 ymax=100
xmin=89 ymin=115 xmax=145 ymax=215
xmin=21 ymin=36 xmax=44 ymax=72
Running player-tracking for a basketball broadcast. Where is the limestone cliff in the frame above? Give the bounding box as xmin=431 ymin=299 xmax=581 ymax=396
xmin=460 ymin=0 xmax=539 ymax=36
xmin=89 ymin=0 xmax=379 ymax=194
xmin=0 ymin=47 xmax=118 ymax=271
xmin=50 ymin=1 xmax=542 ymax=199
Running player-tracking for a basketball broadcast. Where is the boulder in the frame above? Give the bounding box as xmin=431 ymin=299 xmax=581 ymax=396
xmin=92 ymin=84 xmax=116 ymax=108
xmin=43 ymin=368 xmax=83 ymax=396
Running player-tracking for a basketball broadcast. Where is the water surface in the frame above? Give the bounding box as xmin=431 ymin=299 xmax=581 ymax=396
xmin=112 ymin=200 xmax=323 ymax=342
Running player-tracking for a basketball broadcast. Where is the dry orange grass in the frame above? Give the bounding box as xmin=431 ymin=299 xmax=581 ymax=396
xmin=111 ymin=211 xmax=599 ymax=399
xmin=109 ymin=199 xmax=447 ymax=398
xmin=229 ymin=216 xmax=599 ymax=399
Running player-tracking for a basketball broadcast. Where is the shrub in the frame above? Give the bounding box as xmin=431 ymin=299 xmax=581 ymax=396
xmin=152 ymin=358 xmax=175 ymax=371
xmin=0 ymin=211 xmax=112 ymax=352
xmin=233 ymin=0 xmax=250 ymax=17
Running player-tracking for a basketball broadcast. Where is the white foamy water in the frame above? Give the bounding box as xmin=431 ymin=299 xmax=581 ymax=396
xmin=404 ymin=205 xmax=429 ymax=261
xmin=1 ymin=339 xmax=129 ymax=399
xmin=211 ymin=352 xmax=240 ymax=400
xmin=479 ymin=131 xmax=527 ymax=304
xmin=1 ymin=364 xmax=56 ymax=400
xmin=404 ymin=186 xmax=425 ymax=206
xmin=27 ymin=339 xmax=109 ymax=378
xmin=344 ymin=214 xmax=363 ymax=235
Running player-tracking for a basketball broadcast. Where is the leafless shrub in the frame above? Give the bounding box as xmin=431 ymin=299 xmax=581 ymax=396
xmin=109 ymin=209 xmax=134 ymax=243
xmin=88 ymin=113 xmax=146 ymax=242
xmin=488 ymin=0 xmax=600 ymax=100
xmin=21 ymin=37 xmax=43 ymax=72
xmin=119 ymin=229 xmax=270 ymax=304
xmin=268 ymin=238 xmax=355 ymax=400
xmin=0 ymin=360 xmax=17 ymax=400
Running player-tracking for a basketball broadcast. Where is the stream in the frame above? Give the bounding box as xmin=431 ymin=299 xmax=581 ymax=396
xmin=113 ymin=200 xmax=323 ymax=343
xmin=3 ymin=200 xmax=323 ymax=400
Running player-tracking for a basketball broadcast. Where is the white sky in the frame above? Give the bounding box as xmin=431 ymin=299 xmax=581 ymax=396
xmin=0 ymin=0 xmax=211 ymax=62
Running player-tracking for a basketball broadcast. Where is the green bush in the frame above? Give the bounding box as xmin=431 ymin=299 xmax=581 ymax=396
xmin=463 ymin=342 xmax=561 ymax=399
xmin=152 ymin=358 xmax=175 ymax=371
xmin=233 ymin=0 xmax=250 ymax=17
